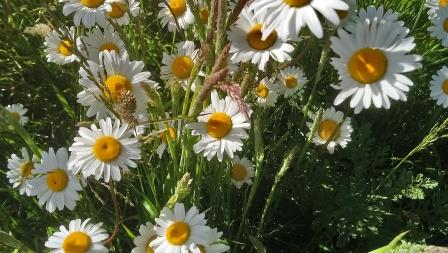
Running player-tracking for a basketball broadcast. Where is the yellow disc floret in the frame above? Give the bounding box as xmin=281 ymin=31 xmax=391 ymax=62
xmin=168 ymin=0 xmax=186 ymax=17
xmin=171 ymin=56 xmax=194 ymax=80
xmin=93 ymin=136 xmax=122 ymax=162
xmin=20 ymin=161 xmax=33 ymax=178
xmin=348 ymin=48 xmax=388 ymax=84
xmin=100 ymin=43 xmax=120 ymax=53
xmin=199 ymin=7 xmax=209 ymax=23
xmin=207 ymin=112 xmax=233 ymax=139
xmin=318 ymin=119 xmax=340 ymax=141
xmin=105 ymin=74 xmax=132 ymax=101
xmin=284 ymin=75 xmax=298 ymax=88
xmin=442 ymin=80 xmax=448 ymax=94
xmin=161 ymin=128 xmax=177 ymax=144
xmin=80 ymin=0 xmax=104 ymax=8
xmin=47 ymin=169 xmax=68 ymax=192
xmin=283 ymin=0 xmax=310 ymax=8
xmin=107 ymin=2 xmax=128 ymax=18
xmin=256 ymin=83 xmax=269 ymax=98
xmin=231 ymin=164 xmax=247 ymax=181
xmin=63 ymin=231 xmax=92 ymax=253
xmin=58 ymin=40 xmax=73 ymax=56
xmin=247 ymin=24 xmax=277 ymax=50
xmin=166 ymin=221 xmax=190 ymax=245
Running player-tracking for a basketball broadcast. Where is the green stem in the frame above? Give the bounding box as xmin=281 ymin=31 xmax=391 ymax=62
xmin=296 ymin=108 xmax=323 ymax=170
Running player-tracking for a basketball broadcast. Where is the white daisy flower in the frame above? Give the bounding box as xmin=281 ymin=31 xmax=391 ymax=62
xmin=150 ymin=203 xmax=210 ymax=253
xmin=188 ymin=228 xmax=230 ymax=253
xmin=6 ymin=147 xmax=38 ymax=196
xmin=430 ymin=66 xmax=448 ymax=108
xmin=131 ymin=222 xmax=158 ymax=253
xmin=158 ymin=0 xmax=195 ymax=32
xmin=5 ymin=103 xmax=29 ymax=125
xmin=104 ymin=0 xmax=140 ymax=26
xmin=249 ymin=0 xmax=348 ymax=39
xmin=77 ymin=50 xmax=158 ymax=119
xmin=155 ymin=120 xmax=178 ymax=159
xmin=425 ymin=0 xmax=448 ymax=19
xmin=276 ymin=66 xmax=308 ymax=98
xmin=330 ymin=14 xmax=422 ymax=114
xmin=254 ymin=78 xmax=279 ymax=107
xmin=306 ymin=107 xmax=353 ymax=154
xmin=429 ymin=7 xmax=448 ymax=47
xmin=45 ymin=218 xmax=108 ymax=253
xmin=29 ymin=147 xmax=82 ymax=213
xmin=44 ymin=27 xmax=79 ymax=65
xmin=337 ymin=0 xmax=357 ymax=27
xmin=186 ymin=90 xmax=251 ymax=162
xmin=81 ymin=24 xmax=126 ymax=63
xmin=197 ymin=0 xmax=210 ymax=24
xmin=228 ymin=8 xmax=294 ymax=71
xmin=62 ymin=0 xmax=111 ymax=28
xmin=230 ymin=156 xmax=254 ymax=189
xmin=68 ymin=117 xmax=141 ymax=182
xmin=161 ymin=41 xmax=198 ymax=90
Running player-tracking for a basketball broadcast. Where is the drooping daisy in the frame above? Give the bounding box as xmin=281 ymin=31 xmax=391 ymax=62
xmin=337 ymin=0 xmax=357 ymax=27
xmin=188 ymin=228 xmax=230 ymax=253
xmin=197 ymin=0 xmax=210 ymax=24
xmin=44 ymin=26 xmax=79 ymax=65
xmin=5 ymin=103 xmax=29 ymax=125
xmin=62 ymin=0 xmax=111 ymax=28
xmin=150 ymin=203 xmax=210 ymax=253
xmin=105 ymin=0 xmax=140 ymax=26
xmin=230 ymin=156 xmax=254 ymax=189
xmin=81 ymin=24 xmax=126 ymax=63
xmin=161 ymin=41 xmax=198 ymax=90
xmin=249 ymin=0 xmax=348 ymax=39
xmin=228 ymin=8 xmax=294 ymax=71
xmin=158 ymin=0 xmax=195 ymax=32
xmin=306 ymin=107 xmax=352 ymax=154
xmin=155 ymin=120 xmax=178 ymax=158
xmin=425 ymin=0 xmax=448 ymax=19
xmin=6 ymin=147 xmax=38 ymax=196
xmin=330 ymin=15 xmax=422 ymax=114
xmin=254 ymin=78 xmax=279 ymax=107
xmin=77 ymin=50 xmax=158 ymax=119
xmin=429 ymin=7 xmax=448 ymax=47
xmin=430 ymin=66 xmax=448 ymax=108
xmin=45 ymin=218 xmax=108 ymax=253
xmin=29 ymin=147 xmax=82 ymax=213
xmin=186 ymin=90 xmax=251 ymax=162
xmin=276 ymin=66 xmax=308 ymax=98
xmin=68 ymin=117 xmax=141 ymax=182
xmin=131 ymin=222 xmax=158 ymax=253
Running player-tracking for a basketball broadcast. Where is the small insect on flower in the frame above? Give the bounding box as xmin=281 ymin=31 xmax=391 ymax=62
xmin=5 ymin=103 xmax=29 ymax=125
xmin=228 ymin=8 xmax=294 ymax=71
xmin=150 ymin=203 xmax=211 ymax=253
xmin=254 ymin=78 xmax=279 ymax=107
xmin=186 ymin=90 xmax=251 ymax=162
xmin=230 ymin=156 xmax=255 ymax=189
xmin=62 ymin=0 xmax=111 ymax=28
xmin=29 ymin=148 xmax=82 ymax=213
xmin=105 ymin=0 xmax=140 ymax=26
xmin=429 ymin=6 xmax=448 ymax=47
xmin=158 ymin=0 xmax=195 ymax=32
xmin=7 ymin=147 xmax=38 ymax=196
xmin=276 ymin=66 xmax=308 ymax=98
xmin=306 ymin=107 xmax=353 ymax=154
xmin=45 ymin=218 xmax=109 ymax=253
xmin=425 ymin=0 xmax=448 ymax=19
xmin=188 ymin=228 xmax=230 ymax=253
xmin=44 ymin=27 xmax=79 ymax=65
xmin=131 ymin=222 xmax=158 ymax=253
xmin=430 ymin=66 xmax=448 ymax=108
xmin=81 ymin=24 xmax=126 ymax=63
xmin=68 ymin=117 xmax=142 ymax=182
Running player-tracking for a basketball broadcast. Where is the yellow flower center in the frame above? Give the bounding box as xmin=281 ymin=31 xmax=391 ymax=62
xmin=337 ymin=9 xmax=348 ymax=19
xmin=231 ymin=163 xmax=247 ymax=181
xmin=348 ymin=48 xmax=388 ymax=84
xmin=145 ymin=236 xmax=156 ymax=253
xmin=58 ymin=40 xmax=73 ymax=56
xmin=107 ymin=2 xmax=128 ymax=18
xmin=442 ymin=80 xmax=448 ymax=94
xmin=318 ymin=119 xmax=340 ymax=141
xmin=199 ymin=7 xmax=209 ymax=23
xmin=20 ymin=161 xmax=34 ymax=178
xmin=207 ymin=112 xmax=233 ymax=139
xmin=169 ymin=0 xmax=186 ymax=17
xmin=171 ymin=56 xmax=194 ymax=80
xmin=46 ymin=169 xmax=68 ymax=192
xmin=10 ymin=112 xmax=21 ymax=121
xmin=256 ymin=83 xmax=269 ymax=98
xmin=93 ymin=136 xmax=122 ymax=162
xmin=80 ymin=0 xmax=104 ymax=8
xmin=440 ymin=0 xmax=448 ymax=7
xmin=443 ymin=18 xmax=448 ymax=32
xmin=284 ymin=75 xmax=298 ymax=88
xmin=166 ymin=221 xmax=191 ymax=245
xmin=247 ymin=24 xmax=277 ymax=50
xmin=161 ymin=127 xmax=177 ymax=143
xmin=283 ymin=0 xmax=310 ymax=8
xmin=105 ymin=74 xmax=132 ymax=101
xmin=63 ymin=231 xmax=92 ymax=253
xmin=100 ymin=43 xmax=120 ymax=53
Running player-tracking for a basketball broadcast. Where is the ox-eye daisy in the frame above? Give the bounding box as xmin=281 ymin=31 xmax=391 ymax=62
xmin=44 ymin=27 xmax=79 ymax=65
xmin=63 ymin=0 xmax=111 ymax=28
xmin=250 ymin=0 xmax=348 ymax=39
xmin=254 ymin=78 xmax=279 ymax=107
xmin=81 ymin=24 xmax=126 ymax=63
xmin=430 ymin=66 xmax=448 ymax=108
xmin=5 ymin=103 xmax=29 ymax=125
xmin=155 ymin=120 xmax=178 ymax=158
xmin=230 ymin=156 xmax=254 ymax=189
xmin=306 ymin=107 xmax=353 ymax=154
xmin=330 ymin=14 xmax=421 ymax=113
xmin=189 ymin=228 xmax=230 ymax=253
xmin=228 ymin=8 xmax=293 ymax=71
xmin=425 ymin=0 xmax=448 ymax=19
xmin=68 ymin=117 xmax=141 ymax=182
xmin=150 ymin=203 xmax=210 ymax=253
xmin=186 ymin=90 xmax=251 ymax=162
xmin=105 ymin=0 xmax=140 ymax=26
xmin=276 ymin=66 xmax=307 ymax=98
xmin=161 ymin=41 xmax=198 ymax=90
xmin=158 ymin=0 xmax=195 ymax=32
xmin=29 ymin=148 xmax=82 ymax=213
xmin=131 ymin=222 xmax=158 ymax=253
xmin=7 ymin=147 xmax=38 ymax=196
xmin=45 ymin=218 xmax=108 ymax=253
xmin=429 ymin=7 xmax=448 ymax=47
xmin=337 ymin=0 xmax=357 ymax=27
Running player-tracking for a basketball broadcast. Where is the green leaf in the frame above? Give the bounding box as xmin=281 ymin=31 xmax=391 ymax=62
xmin=0 ymin=230 xmax=34 ymax=253
xmin=369 ymin=231 xmax=409 ymax=253
xmin=248 ymin=236 xmax=267 ymax=253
